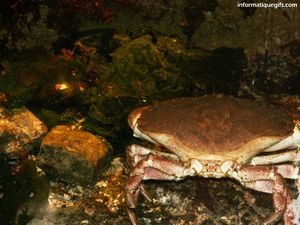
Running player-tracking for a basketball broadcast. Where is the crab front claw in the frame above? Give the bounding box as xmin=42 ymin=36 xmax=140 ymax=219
xmin=126 ymin=175 xmax=152 ymax=207
xmin=125 ymin=144 xmax=195 ymax=224
xmin=125 ymin=183 xmax=147 ymax=225
xmin=235 ymin=166 xmax=295 ymax=225
xmin=126 ymin=175 xmax=142 ymax=208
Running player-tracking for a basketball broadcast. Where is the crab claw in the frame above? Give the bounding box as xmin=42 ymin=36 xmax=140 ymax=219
xmin=126 ymin=183 xmax=152 ymax=209
xmin=236 ymin=166 xmax=296 ymax=225
xmin=126 ymin=175 xmax=143 ymax=208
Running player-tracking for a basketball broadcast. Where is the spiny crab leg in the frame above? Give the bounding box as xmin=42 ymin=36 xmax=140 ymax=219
xmin=276 ymin=164 xmax=300 ymax=180
xmin=125 ymin=154 xmax=193 ymax=224
xmin=233 ymin=166 xmax=295 ymax=225
xmin=125 ymin=151 xmax=196 ymax=225
xmin=250 ymin=149 xmax=300 ymax=165
xmin=126 ymin=144 xmax=178 ymax=207
xmin=125 ymin=184 xmax=152 ymax=225
xmin=125 ymin=154 xmax=195 ymax=208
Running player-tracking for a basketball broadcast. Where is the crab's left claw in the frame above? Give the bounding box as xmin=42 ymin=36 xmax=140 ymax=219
xmin=125 ymin=174 xmax=141 ymax=225
xmin=126 ymin=174 xmax=143 ymax=208
xmin=125 ymin=145 xmax=196 ymax=225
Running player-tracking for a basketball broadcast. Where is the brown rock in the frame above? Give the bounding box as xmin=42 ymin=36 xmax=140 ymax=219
xmin=37 ymin=125 xmax=112 ymax=184
xmin=0 ymin=107 xmax=47 ymax=159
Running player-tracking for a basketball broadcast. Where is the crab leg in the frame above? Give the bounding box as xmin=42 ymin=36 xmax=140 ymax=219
xmin=263 ymin=125 xmax=300 ymax=152
xmin=125 ymin=152 xmax=195 ymax=225
xmin=250 ymin=149 xmax=300 ymax=166
xmin=126 ymin=154 xmax=195 ymax=207
xmin=276 ymin=164 xmax=300 ymax=180
xmin=126 ymin=144 xmax=182 ymax=213
xmin=233 ymin=166 xmax=295 ymax=225
xmin=126 ymin=144 xmax=180 ymax=167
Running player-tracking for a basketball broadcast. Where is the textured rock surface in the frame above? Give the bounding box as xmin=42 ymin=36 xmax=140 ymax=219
xmin=0 ymin=107 xmax=47 ymax=159
xmin=37 ymin=125 xmax=112 ymax=184
xmin=27 ymin=157 xmax=131 ymax=225
xmin=26 ymin=174 xmax=276 ymax=225
xmin=190 ymin=0 xmax=299 ymax=54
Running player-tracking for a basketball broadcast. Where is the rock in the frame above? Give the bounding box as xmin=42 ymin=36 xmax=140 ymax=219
xmin=0 ymin=158 xmax=49 ymax=225
xmin=14 ymin=160 xmax=50 ymax=225
xmin=0 ymin=107 xmax=48 ymax=160
xmin=37 ymin=125 xmax=112 ymax=184
xmin=190 ymin=0 xmax=299 ymax=54
xmin=27 ymin=157 xmax=130 ymax=225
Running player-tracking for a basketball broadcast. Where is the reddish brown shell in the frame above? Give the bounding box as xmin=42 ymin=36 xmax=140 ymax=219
xmin=133 ymin=95 xmax=294 ymax=162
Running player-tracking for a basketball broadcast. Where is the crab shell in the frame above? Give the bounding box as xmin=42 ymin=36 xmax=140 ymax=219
xmin=126 ymin=95 xmax=300 ymax=225
xmin=128 ymin=95 xmax=297 ymax=164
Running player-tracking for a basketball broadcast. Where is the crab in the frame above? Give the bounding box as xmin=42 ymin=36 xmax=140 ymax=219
xmin=125 ymin=95 xmax=300 ymax=225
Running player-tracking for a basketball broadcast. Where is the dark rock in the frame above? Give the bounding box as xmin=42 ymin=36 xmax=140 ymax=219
xmin=284 ymin=75 xmax=300 ymax=95
xmin=14 ymin=160 xmax=50 ymax=225
xmin=182 ymin=47 xmax=246 ymax=95
xmin=282 ymin=40 xmax=300 ymax=58
xmin=37 ymin=125 xmax=112 ymax=185
xmin=182 ymin=0 xmax=218 ymax=37
xmin=190 ymin=0 xmax=298 ymax=54
xmin=0 ymin=159 xmax=49 ymax=225
xmin=0 ymin=107 xmax=47 ymax=160
xmin=242 ymin=53 xmax=299 ymax=96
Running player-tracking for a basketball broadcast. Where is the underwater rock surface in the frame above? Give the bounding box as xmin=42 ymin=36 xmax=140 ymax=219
xmin=0 ymin=107 xmax=47 ymax=160
xmin=37 ymin=125 xmax=112 ymax=184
